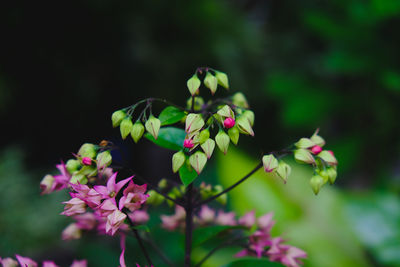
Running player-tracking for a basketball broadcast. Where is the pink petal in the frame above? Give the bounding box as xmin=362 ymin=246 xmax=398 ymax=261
xmin=106 ymin=172 xmax=118 ymax=192
xmin=115 ymin=176 xmax=133 ymax=195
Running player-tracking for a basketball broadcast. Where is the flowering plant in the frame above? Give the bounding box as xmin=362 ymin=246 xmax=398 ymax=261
xmin=2 ymin=67 xmax=338 ymax=267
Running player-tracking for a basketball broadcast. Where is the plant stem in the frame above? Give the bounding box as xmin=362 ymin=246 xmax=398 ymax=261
xmin=184 ymin=183 xmax=194 ymax=267
xmin=195 ymin=161 xmax=263 ymax=207
xmin=144 ymin=232 xmax=177 ymax=267
xmin=126 ymin=216 xmax=153 ymax=266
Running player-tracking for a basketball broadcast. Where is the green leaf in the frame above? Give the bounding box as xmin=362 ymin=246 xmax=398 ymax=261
xmin=145 ymin=127 xmax=186 ymax=151
xmin=179 ymin=161 xmax=198 ymax=186
xmin=223 ymin=258 xmax=284 ymax=267
xmin=192 ymin=225 xmax=240 ymax=247
xmin=159 ymin=106 xmax=186 ymax=126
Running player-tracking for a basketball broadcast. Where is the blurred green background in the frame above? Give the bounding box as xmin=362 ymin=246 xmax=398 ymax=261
xmin=1 ymin=0 xmax=400 ymax=266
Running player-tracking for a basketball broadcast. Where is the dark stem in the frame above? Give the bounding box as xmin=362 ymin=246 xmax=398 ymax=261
xmin=184 ymin=183 xmax=194 ymax=267
xmin=126 ymin=217 xmax=153 ymax=266
xmin=143 ymin=232 xmax=176 ymax=267
xmin=195 ymin=162 xmax=263 ymax=207
xmin=194 ymin=240 xmax=245 ymax=267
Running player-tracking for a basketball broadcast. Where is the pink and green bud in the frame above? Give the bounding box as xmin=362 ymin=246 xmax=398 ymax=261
xmin=81 ymin=157 xmax=92 ymax=166
xmin=318 ymin=150 xmax=338 ymax=165
xmin=62 ymin=223 xmax=82 ymax=240
xmin=215 ymin=71 xmax=229 ymax=89
xmin=120 ymin=117 xmax=134 ymax=140
xmin=40 ymin=174 xmax=55 ymax=195
xmin=201 ymin=138 xmax=216 ymax=159
xmin=189 ymin=151 xmax=207 ymax=174
xmin=111 ymin=110 xmax=126 ymax=128
xmin=96 ymin=151 xmax=112 ymax=169
xmin=215 ymin=130 xmax=230 ymax=155
xmin=183 ymin=138 xmax=194 ymax=149
xmin=223 ymin=117 xmax=235 ymax=129
xmin=198 ymin=129 xmax=210 ymax=144
xmin=236 ymin=116 xmax=255 ymax=136
xmin=228 ymin=126 xmax=239 ymax=145
xmin=172 ymin=151 xmax=185 ymax=173
xmin=185 ymin=113 xmax=204 ymax=133
xmin=78 ymin=143 xmax=97 ymax=159
xmin=262 ymin=154 xmax=279 ymax=173
xmin=243 ymin=110 xmax=255 ymax=126
xmin=311 ymin=128 xmax=325 ymax=146
xmin=186 ymin=96 xmax=204 ymax=111
xmin=276 ymin=161 xmax=291 ymax=183
xmin=310 ymin=145 xmax=323 ymax=154
xmin=187 ymin=74 xmax=201 ymax=96
xmin=295 ymin=138 xmax=315 ymax=149
xmin=204 ymin=71 xmax=218 ymax=94
xmin=217 ymin=105 xmax=234 ymax=118
xmin=310 ymin=174 xmax=325 ymax=195
xmin=66 ymin=159 xmax=81 ymax=174
xmin=131 ymin=121 xmax=145 ymax=143
xmin=232 ymin=92 xmax=249 ymax=108
xmin=0 ymin=257 xmax=18 ymax=267
xmin=145 ymin=115 xmax=161 ymax=140
xmin=294 ymin=149 xmax=315 ymax=164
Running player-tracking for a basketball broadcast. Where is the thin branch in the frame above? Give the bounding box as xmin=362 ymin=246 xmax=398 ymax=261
xmin=143 ymin=232 xmax=177 ymax=267
xmin=126 ymin=217 xmax=153 ymax=266
xmin=184 ymin=183 xmax=194 ymax=267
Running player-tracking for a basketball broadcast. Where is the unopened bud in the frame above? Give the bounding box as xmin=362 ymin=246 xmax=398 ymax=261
xmin=262 ymin=154 xmax=278 ymax=173
xmin=198 ymin=129 xmax=210 ymax=144
xmin=62 ymin=223 xmax=82 ymax=240
xmin=295 ymin=138 xmax=315 ymax=149
xmin=215 ymin=71 xmax=229 ymax=89
xmin=311 ymin=128 xmax=325 ymax=147
xmin=66 ymin=159 xmax=81 ymax=174
xmin=96 ymin=151 xmax=112 ymax=169
xmin=81 ymin=157 xmax=92 ymax=166
xmin=310 ymin=174 xmax=325 ymax=195
xmin=213 ymin=185 xmax=227 ymax=205
xmin=201 ymin=138 xmax=216 ymax=159
xmin=215 ymin=130 xmax=230 ymax=154
xmin=111 ymin=110 xmax=126 ymax=128
xmin=78 ymin=143 xmax=97 ymax=159
xmin=236 ymin=116 xmax=255 ymax=136
xmin=120 ymin=117 xmax=134 ymax=140
xmin=310 ymin=145 xmax=322 ymax=154
xmin=223 ymin=117 xmax=235 ymax=129
xmin=294 ymin=149 xmax=315 ymax=164
xmin=232 ymin=92 xmax=249 ymax=108
xmin=189 ymin=151 xmax=207 ymax=174
xmin=158 ymin=178 xmax=168 ymax=189
xmin=186 ymin=96 xmax=204 ymax=111
xmin=172 ymin=151 xmax=185 ymax=173
xmin=228 ymin=126 xmax=239 ymax=145
xmin=185 ymin=113 xmax=204 ymax=133
xmin=145 ymin=115 xmax=161 ymax=140
xmin=243 ymin=110 xmax=255 ymax=126
xmin=204 ymin=72 xmax=218 ymax=94
xmin=320 ymin=167 xmax=337 ymax=184
xmin=146 ymin=190 xmax=164 ymax=206
xmin=183 ymin=139 xmax=194 ymax=149
xmin=276 ymin=161 xmax=291 ymax=183
xmin=40 ymin=174 xmax=55 ymax=195
xmin=131 ymin=121 xmax=145 ymax=143
xmin=318 ymin=150 xmax=338 ymax=165
xmin=217 ymin=105 xmax=234 ymax=118
xmin=187 ymin=74 xmax=201 ymax=96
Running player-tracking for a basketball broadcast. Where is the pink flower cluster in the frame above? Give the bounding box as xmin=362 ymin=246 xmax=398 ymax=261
xmin=0 ymin=255 xmax=86 ymax=267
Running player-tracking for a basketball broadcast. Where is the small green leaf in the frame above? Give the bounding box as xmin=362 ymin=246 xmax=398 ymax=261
xmin=145 ymin=127 xmax=186 ymax=151
xmin=159 ymin=106 xmax=186 ymax=126
xmin=223 ymin=258 xmax=284 ymax=267
xmin=179 ymin=160 xmax=198 ymax=186
xmin=192 ymin=225 xmax=240 ymax=247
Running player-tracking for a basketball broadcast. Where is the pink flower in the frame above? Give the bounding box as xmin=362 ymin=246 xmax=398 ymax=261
xmin=128 ymin=210 xmax=150 ymax=225
xmin=62 ymin=223 xmax=82 ymax=240
xmin=106 ymin=209 xmax=127 ymax=236
xmin=197 ymin=205 xmax=215 ymax=225
xmin=257 ymin=212 xmax=275 ymax=233
xmin=52 ymin=163 xmax=71 ymax=191
xmin=161 ymin=205 xmax=186 ymax=231
xmin=310 ymin=145 xmax=322 ymax=155
xmin=268 ymin=243 xmax=307 ymax=267
xmin=215 ymin=210 xmax=236 ymax=226
xmin=70 ymin=183 xmax=102 ymax=209
xmin=183 ymin=139 xmax=194 ymax=149
xmin=70 ymin=260 xmax=87 ymax=267
xmin=238 ymin=211 xmax=256 ymax=228
xmin=94 ymin=172 xmax=132 ymax=199
xmin=73 ymin=212 xmax=97 ymax=230
xmin=249 ymin=230 xmax=272 ymax=258
xmin=61 ymin=198 xmax=86 ymax=216
xmin=0 ymin=257 xmax=18 ymax=267
xmin=223 ymin=117 xmax=235 ymax=129
xmin=42 ymin=261 xmax=59 ymax=267
xmin=96 ymin=198 xmax=118 ymax=217
xmin=119 ymin=181 xmax=148 ymax=212
xmin=15 ymin=255 xmax=37 ymax=267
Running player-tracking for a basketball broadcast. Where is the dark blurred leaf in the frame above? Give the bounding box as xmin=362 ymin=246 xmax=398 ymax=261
xmin=192 ymin=225 xmax=240 ymax=247
xmin=222 ymin=258 xmax=284 ymax=267
xmin=159 ymin=106 xmax=186 ymax=126
xmin=381 ymin=71 xmax=400 ymax=92
xmin=179 ymin=161 xmax=198 ymax=186
xmin=145 ymin=127 xmax=186 ymax=151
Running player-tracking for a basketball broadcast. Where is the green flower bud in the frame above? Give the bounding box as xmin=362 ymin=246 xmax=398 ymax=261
xmin=228 ymin=126 xmax=240 ymax=145
xmin=187 ymin=74 xmax=201 ymax=96
xmin=185 ymin=113 xmax=204 ymax=133
xmin=213 ymin=185 xmax=227 ymax=205
xmin=186 ymin=96 xmax=204 ymax=111
xmin=318 ymin=150 xmax=338 ymax=166
xmin=294 ymin=149 xmax=315 ymax=164
xmin=145 ymin=115 xmax=161 ymax=140
xmin=146 ymin=190 xmax=164 ymax=206
xmin=236 ymin=116 xmax=255 ymax=136
xmin=78 ymin=165 xmax=97 ymax=177
xmin=66 ymin=159 xmax=81 ymax=174
xmin=217 ymin=105 xmax=234 ymax=118
xmin=198 ymin=129 xmax=210 ymax=144
xmin=232 ymin=92 xmax=249 ymax=108
xmin=120 ymin=117 xmax=134 ymax=140
xmin=70 ymin=173 xmax=88 ymax=185
xmin=243 ymin=110 xmax=255 ymax=126
xmin=158 ymin=178 xmax=168 ymax=189
xmin=204 ymin=72 xmax=218 ymax=95
xmin=262 ymin=154 xmax=278 ymax=173
xmin=189 ymin=151 xmax=207 ymax=174
xmin=172 ymin=151 xmax=186 ymax=173
xmin=111 ymin=110 xmax=126 ymax=128
xmin=96 ymin=151 xmax=112 ymax=169
xmin=319 ymin=167 xmax=337 ymax=185
xmin=201 ymin=138 xmax=215 ymax=159
xmin=310 ymin=174 xmax=325 ymax=195
xmin=310 ymin=129 xmax=325 ymax=147
xmin=131 ymin=121 xmax=145 ymax=143
xmin=215 ymin=130 xmax=230 ymax=155
xmin=78 ymin=143 xmax=97 ymax=159
xmin=199 ymin=182 xmax=213 ymax=199
xmin=295 ymin=138 xmax=315 ymax=149
xmin=276 ymin=161 xmax=291 ymax=183
xmin=215 ymin=71 xmax=229 ymax=89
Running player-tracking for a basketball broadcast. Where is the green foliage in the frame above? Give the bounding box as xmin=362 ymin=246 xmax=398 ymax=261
xmin=158 ymin=106 xmax=186 ymax=126
xmin=179 ymin=160 xmax=198 ymax=186
xmin=223 ymin=258 xmax=284 ymax=267
xmin=192 ymin=225 xmax=239 ymax=247
xmin=144 ymin=127 xmax=186 ymax=151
